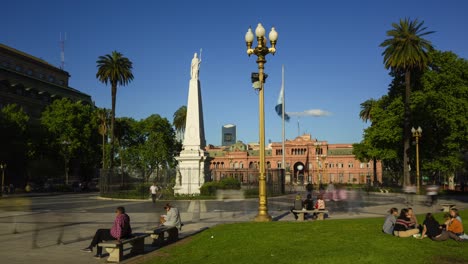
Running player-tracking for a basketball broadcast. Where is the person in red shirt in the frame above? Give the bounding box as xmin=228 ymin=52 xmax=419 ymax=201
xmin=81 ymin=206 xmax=132 ymax=258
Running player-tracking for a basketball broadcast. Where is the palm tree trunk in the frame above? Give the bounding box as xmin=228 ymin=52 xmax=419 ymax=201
xmin=403 ymin=69 xmax=411 ymax=187
xmin=110 ymin=84 xmax=117 ymax=169
xmin=102 ymin=133 xmax=105 ymax=169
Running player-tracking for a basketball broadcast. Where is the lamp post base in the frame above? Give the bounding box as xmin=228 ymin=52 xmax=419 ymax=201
xmin=254 ymin=213 xmax=272 ymax=222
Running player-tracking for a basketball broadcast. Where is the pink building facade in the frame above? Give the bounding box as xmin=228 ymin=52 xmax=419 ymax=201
xmin=206 ymin=134 xmax=382 ymax=185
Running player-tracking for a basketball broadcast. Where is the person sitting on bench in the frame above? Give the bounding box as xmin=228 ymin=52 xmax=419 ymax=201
xmin=81 ymin=206 xmax=132 ymax=259
xmin=160 ymin=203 xmax=183 ymax=230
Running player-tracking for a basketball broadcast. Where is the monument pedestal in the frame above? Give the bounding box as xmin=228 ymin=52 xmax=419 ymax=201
xmin=174 ymin=149 xmax=208 ymax=195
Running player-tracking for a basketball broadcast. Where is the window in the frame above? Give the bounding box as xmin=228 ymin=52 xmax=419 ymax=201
xmin=48 ymin=76 xmax=55 ymax=82
xmin=15 ymin=65 xmax=23 ymax=72
xmin=27 ymin=69 xmax=33 ymax=75
xmin=348 ymin=162 xmax=354 ymax=168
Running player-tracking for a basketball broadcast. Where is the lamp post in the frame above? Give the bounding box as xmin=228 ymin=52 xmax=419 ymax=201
xmin=411 ymin=126 xmax=422 ymax=194
xmin=0 ymin=162 xmax=6 ymax=196
xmin=245 ymin=23 xmax=278 ymax=222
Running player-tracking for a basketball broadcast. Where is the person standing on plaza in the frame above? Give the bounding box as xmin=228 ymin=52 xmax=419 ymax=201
xmin=382 ymin=208 xmax=398 ymax=235
xmin=149 ymin=183 xmax=159 ymax=203
xmin=81 ymin=206 xmax=132 ymax=258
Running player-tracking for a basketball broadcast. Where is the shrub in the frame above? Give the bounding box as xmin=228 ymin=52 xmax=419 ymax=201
xmin=218 ymin=177 xmax=241 ymax=190
xmin=200 ymin=182 xmax=218 ymax=196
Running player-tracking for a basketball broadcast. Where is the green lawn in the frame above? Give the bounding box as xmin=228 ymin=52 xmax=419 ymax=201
xmin=143 ymin=211 xmax=468 ymax=264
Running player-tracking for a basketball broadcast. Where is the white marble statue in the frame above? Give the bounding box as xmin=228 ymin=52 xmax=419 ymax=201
xmin=190 ymin=53 xmax=201 ymax=80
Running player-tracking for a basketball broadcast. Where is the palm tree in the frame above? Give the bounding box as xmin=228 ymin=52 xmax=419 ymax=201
xmin=380 ymin=18 xmax=434 ymax=187
xmin=96 ymin=51 xmax=134 ymax=168
xmin=173 ymin=105 xmax=187 ymax=142
xmin=96 ymin=108 xmax=109 ymax=169
xmin=359 ymin=99 xmax=375 ymax=123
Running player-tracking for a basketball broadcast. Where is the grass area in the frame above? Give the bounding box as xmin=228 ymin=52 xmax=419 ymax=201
xmin=143 ymin=210 xmax=468 ymax=264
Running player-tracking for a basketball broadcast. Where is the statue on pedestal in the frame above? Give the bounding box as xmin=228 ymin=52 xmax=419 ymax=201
xmin=190 ymin=52 xmax=201 ymax=80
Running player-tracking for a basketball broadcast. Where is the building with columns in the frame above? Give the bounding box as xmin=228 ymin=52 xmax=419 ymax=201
xmin=206 ymin=134 xmax=382 ymax=185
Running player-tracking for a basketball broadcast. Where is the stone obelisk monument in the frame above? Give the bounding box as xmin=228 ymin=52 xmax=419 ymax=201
xmin=174 ymin=52 xmax=208 ymax=195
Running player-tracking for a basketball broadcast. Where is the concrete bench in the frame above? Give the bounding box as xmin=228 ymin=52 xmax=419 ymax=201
xmin=292 ymin=209 xmax=329 ymax=221
xmin=97 ymin=232 xmax=149 ymax=263
xmin=145 ymin=225 xmax=179 ymax=246
xmin=440 ymin=203 xmax=456 ymax=212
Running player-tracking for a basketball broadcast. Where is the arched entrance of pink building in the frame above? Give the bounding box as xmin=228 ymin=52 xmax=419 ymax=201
xmin=293 ymin=162 xmax=306 ymax=184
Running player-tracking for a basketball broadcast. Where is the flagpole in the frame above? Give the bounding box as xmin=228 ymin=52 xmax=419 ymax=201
xmin=282 ymin=65 xmax=285 ymax=170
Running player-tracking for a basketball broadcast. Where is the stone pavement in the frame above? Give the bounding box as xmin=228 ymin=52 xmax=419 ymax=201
xmin=0 ymin=192 xmax=466 ymax=264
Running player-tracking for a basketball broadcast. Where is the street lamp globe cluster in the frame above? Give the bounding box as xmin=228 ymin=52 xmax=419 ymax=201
xmin=245 ymin=23 xmax=278 ymax=222
xmin=411 ymin=126 xmax=423 ymax=194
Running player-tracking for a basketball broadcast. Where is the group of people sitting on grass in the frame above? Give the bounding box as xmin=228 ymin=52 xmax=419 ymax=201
xmin=382 ymin=207 xmax=467 ymax=242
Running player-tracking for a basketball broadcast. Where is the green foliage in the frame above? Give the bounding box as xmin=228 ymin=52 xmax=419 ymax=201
xmin=199 ymin=182 xmax=218 ymax=196
xmin=361 ymin=50 xmax=468 ymax=183
xmin=40 ymin=98 xmax=100 ymax=182
xmin=144 ymin=211 xmax=468 ymax=264
xmin=0 ymin=104 xmax=32 ymax=183
xmin=218 ymin=177 xmax=241 ymax=190
xmin=199 ymin=178 xmax=241 ymax=196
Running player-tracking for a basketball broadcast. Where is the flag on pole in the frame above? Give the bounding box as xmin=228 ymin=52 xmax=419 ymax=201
xmin=275 ymin=82 xmax=290 ymax=121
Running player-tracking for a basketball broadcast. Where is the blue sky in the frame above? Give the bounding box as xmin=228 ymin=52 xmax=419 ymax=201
xmin=2 ymin=1 xmax=467 ymax=146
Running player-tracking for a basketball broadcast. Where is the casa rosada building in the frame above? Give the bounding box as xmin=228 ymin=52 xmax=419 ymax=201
xmin=206 ymin=134 xmax=382 ymax=185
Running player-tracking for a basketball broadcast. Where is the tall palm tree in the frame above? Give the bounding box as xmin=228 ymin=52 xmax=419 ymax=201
xmin=96 ymin=51 xmax=134 ymax=168
xmin=359 ymin=99 xmax=375 ymax=123
xmin=380 ymin=18 xmax=434 ymax=187
xmin=359 ymin=99 xmax=377 ymax=184
xmin=173 ymin=105 xmax=187 ymax=142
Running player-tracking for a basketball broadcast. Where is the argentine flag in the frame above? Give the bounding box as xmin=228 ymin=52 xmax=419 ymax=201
xmin=275 ymin=84 xmax=290 ymax=121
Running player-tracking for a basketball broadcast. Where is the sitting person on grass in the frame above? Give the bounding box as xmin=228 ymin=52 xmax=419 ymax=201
xmin=444 ymin=212 xmax=465 ymax=239
xmin=393 ymin=208 xmax=420 ymax=237
xmin=382 ymin=208 xmax=398 ymax=235
xmin=81 ymin=206 xmax=132 ymax=259
xmin=419 ymin=213 xmax=462 ymax=241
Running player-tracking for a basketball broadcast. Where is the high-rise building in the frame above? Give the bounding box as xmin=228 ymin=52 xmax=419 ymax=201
xmin=222 ymin=124 xmax=236 ymax=146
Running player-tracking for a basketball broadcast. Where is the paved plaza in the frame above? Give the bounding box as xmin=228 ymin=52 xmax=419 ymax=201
xmin=0 ymin=191 xmax=466 ymax=264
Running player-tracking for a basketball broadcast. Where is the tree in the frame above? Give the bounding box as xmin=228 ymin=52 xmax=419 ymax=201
xmin=173 ymin=105 xmax=187 ymax=142
xmin=41 ymin=98 xmax=98 ymax=184
xmin=96 ymin=51 xmax=134 ymax=168
xmin=362 ymin=50 xmax=468 ymax=187
xmin=380 ymin=18 xmax=434 ymax=187
xmin=123 ymin=115 xmax=179 ymax=183
xmin=359 ymin=99 xmax=376 ymax=123
xmin=0 ymin=104 xmax=30 ymax=185
xmin=96 ymin=108 xmax=109 ymax=169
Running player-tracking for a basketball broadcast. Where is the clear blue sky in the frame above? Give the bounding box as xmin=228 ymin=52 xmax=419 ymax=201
xmin=2 ymin=1 xmax=467 ymax=146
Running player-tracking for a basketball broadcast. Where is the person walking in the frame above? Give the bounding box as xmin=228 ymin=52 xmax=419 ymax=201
xmin=81 ymin=206 xmax=132 ymax=259
xmin=149 ymin=183 xmax=159 ymax=203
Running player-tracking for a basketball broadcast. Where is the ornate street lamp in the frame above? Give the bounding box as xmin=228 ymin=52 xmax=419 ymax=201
xmin=245 ymin=23 xmax=278 ymax=222
xmin=411 ymin=126 xmax=422 ymax=194
xmin=0 ymin=162 xmax=6 ymax=197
